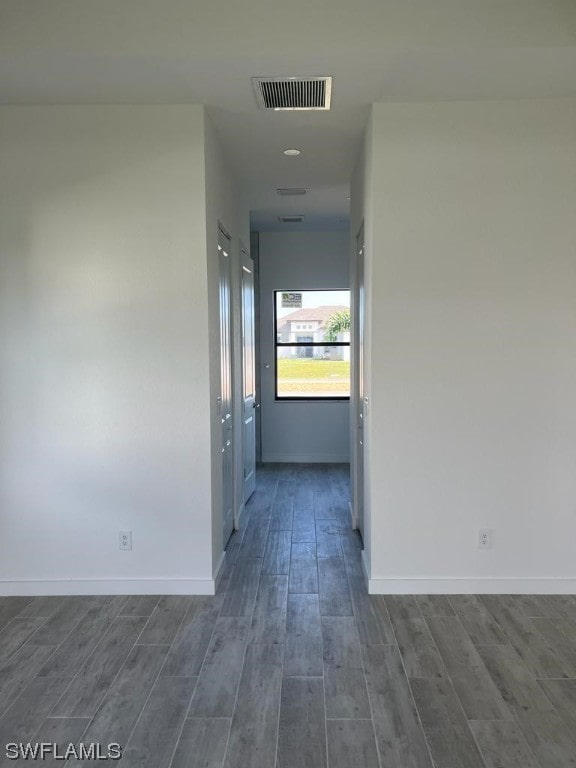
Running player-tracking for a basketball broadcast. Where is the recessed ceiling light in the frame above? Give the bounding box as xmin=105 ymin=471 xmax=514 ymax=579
xmin=283 ymin=149 xmax=301 ymax=156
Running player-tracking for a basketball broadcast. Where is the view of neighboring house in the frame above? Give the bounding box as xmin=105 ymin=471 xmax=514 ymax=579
xmin=277 ymin=305 xmax=350 ymax=361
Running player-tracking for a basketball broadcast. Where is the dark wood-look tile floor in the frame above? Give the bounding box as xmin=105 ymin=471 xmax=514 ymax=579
xmin=1 ymin=463 xmax=576 ymax=767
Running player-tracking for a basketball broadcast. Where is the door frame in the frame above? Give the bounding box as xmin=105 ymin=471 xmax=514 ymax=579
xmin=239 ymin=242 xmax=256 ymax=522
xmin=218 ymin=222 xmax=235 ymax=550
xmin=351 ymin=222 xmax=365 ymax=539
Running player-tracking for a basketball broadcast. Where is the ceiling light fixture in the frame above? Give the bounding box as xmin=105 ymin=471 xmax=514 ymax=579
xmin=283 ymin=149 xmax=301 ymax=156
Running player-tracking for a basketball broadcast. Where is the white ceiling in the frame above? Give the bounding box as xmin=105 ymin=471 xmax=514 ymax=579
xmin=1 ymin=0 xmax=575 ymax=230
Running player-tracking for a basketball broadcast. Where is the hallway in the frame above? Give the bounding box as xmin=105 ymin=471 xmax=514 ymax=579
xmin=0 ymin=464 xmax=576 ymax=767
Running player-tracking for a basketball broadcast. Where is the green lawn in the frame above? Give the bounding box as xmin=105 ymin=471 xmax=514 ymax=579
xmin=277 ymin=358 xmax=350 ymax=379
xmin=277 ymin=358 xmax=350 ymax=394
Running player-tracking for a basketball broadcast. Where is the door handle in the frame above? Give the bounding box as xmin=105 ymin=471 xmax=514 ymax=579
xmin=253 ymin=403 xmax=260 ymax=409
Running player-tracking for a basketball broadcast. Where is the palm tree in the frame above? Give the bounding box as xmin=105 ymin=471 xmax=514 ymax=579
xmin=323 ymin=309 xmax=351 ymax=342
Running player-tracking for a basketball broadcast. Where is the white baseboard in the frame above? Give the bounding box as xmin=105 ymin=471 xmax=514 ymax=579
xmin=367 ymin=577 xmax=576 ymax=595
xmin=262 ymin=453 xmax=349 ymax=463
xmin=0 ymin=578 xmax=216 ymax=596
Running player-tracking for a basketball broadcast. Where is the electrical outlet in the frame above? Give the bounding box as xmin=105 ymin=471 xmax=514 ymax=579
xmin=119 ymin=531 xmax=132 ymax=551
xmin=478 ymin=528 xmax=492 ymax=549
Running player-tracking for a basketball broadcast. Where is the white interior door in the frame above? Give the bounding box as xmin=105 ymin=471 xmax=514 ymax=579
xmin=353 ymin=225 xmax=365 ymax=540
xmin=218 ymin=227 xmax=234 ymax=548
xmin=241 ymin=249 xmax=257 ymax=503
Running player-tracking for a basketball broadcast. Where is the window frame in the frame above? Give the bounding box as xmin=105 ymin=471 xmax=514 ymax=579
xmin=273 ymin=289 xmax=351 ymax=402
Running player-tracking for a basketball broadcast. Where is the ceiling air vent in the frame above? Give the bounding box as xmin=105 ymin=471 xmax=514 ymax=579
xmin=276 ymin=187 xmax=309 ymax=196
xmin=252 ymin=77 xmax=332 ymax=111
xmin=278 ymin=215 xmax=305 ymax=223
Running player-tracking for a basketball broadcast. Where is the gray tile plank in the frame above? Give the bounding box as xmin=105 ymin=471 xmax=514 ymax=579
xmin=238 ymin=517 xmax=271 ymax=558
xmin=315 ymin=512 xmax=349 ymax=533
xmin=26 ymin=596 xmax=97 ymax=646
xmin=510 ymin=595 xmax=561 ymax=618
xmin=262 ymin=530 xmax=292 ymax=575
xmin=363 ymin=643 xmax=433 ymax=768
xmin=51 ymin=616 xmax=147 ymax=717
xmin=0 ymin=617 xmax=45 ymax=666
xmin=269 ymin=480 xmax=295 ymax=532
xmin=389 ymin=616 xmax=446 ymax=679
xmin=0 ymin=677 xmax=70 ymax=749
xmin=411 ymin=677 xmax=484 ymax=768
xmin=246 ymin=480 xmax=278 ymax=519
xmin=120 ymin=676 xmax=196 ymax=768
xmin=322 ymin=616 xmax=370 ymax=719
xmin=292 ymin=508 xmax=316 ymax=543
xmin=416 ymin=594 xmax=455 ymax=618
xmin=293 ymin=483 xmax=313 ymax=513
xmin=340 ymin=532 xmax=364 ymax=578
xmin=188 ymin=617 xmax=249 ymax=718
xmin=0 ymin=644 xmax=58 ymax=717
xmin=481 ymin=595 xmax=572 ymax=679
xmin=326 ymin=719 xmax=379 ymax=768
xmin=531 ymin=617 xmax=576 ymax=675
xmin=32 ymin=714 xmax=90 ymax=745
xmin=171 ymin=718 xmax=231 ymax=768
xmin=276 ymin=479 xmax=297 ymax=502
xmin=318 ymin=557 xmax=352 ymax=616
xmin=288 ymin=542 xmax=318 ymax=594
xmin=222 ymin=644 xmax=283 ymax=768
xmin=469 ymin=720 xmax=540 ymax=768
xmin=545 ymin=595 xmax=576 ymax=623
xmin=269 ymin=500 xmax=294 ymax=532
xmin=16 ymin=596 xmax=61 ymax=619
xmin=538 ymin=678 xmax=576 ymax=732
xmin=385 ymin=594 xmax=422 ymax=621
xmin=120 ymin=595 xmax=161 ymax=617
xmin=28 ymin=716 xmax=91 ymax=767
xmin=278 ymin=677 xmax=326 ymax=768
xmin=0 ymin=597 xmax=33 ymax=631
xmin=220 ymin=557 xmax=262 ymax=617
xmin=161 ymin=597 xmax=223 ymax=678
xmin=38 ymin=596 xmax=127 ymax=677
xmin=313 ymin=489 xmax=333 ymax=519
xmin=426 ymin=616 xmax=510 ymax=720
xmin=137 ymin=595 xmax=191 ymax=645
xmin=385 ymin=595 xmax=445 ymax=675
xmin=479 ymin=644 xmax=576 ymax=768
xmin=315 ymin=519 xmax=342 ymax=557
xmin=448 ymin=595 xmax=509 ymax=645
xmin=285 ymin=594 xmax=323 ymax=677
xmin=76 ymin=643 xmax=169 ymax=750
xmin=249 ymin=574 xmax=288 ymax=646
xmin=351 ymin=591 xmax=395 ymax=645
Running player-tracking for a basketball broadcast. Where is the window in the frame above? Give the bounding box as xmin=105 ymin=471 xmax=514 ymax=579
xmin=274 ymin=289 xmax=351 ymax=399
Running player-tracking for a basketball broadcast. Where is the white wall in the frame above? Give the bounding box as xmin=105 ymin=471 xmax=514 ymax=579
xmin=258 ymin=231 xmax=351 ymax=463
xmin=0 ymin=105 xmax=216 ymax=594
xmin=364 ymin=98 xmax=576 ymax=593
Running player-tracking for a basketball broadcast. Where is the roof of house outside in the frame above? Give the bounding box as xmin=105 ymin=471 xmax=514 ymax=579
xmin=278 ymin=305 xmax=349 ymax=331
